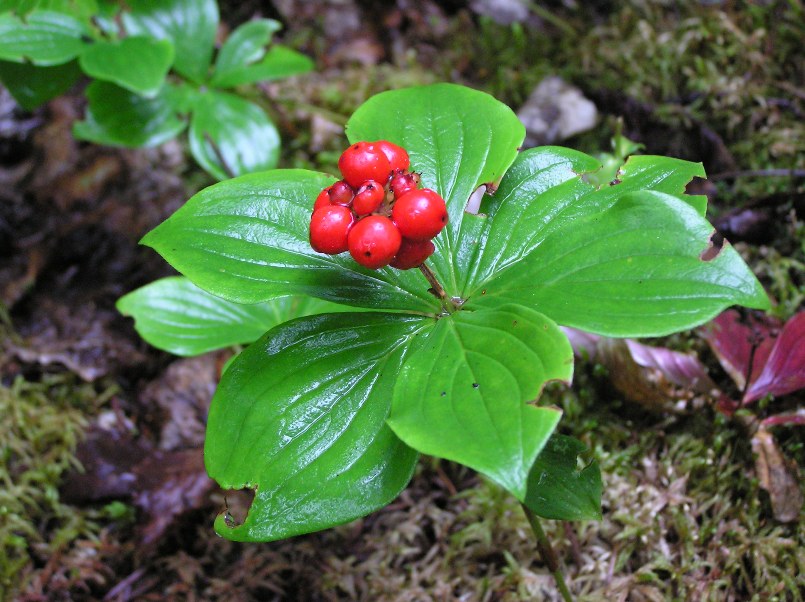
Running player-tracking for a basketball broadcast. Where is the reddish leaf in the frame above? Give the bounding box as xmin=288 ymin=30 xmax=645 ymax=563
xmin=701 ymin=310 xmax=778 ymax=391
xmin=762 ymin=410 xmax=805 ymax=428
xmin=743 ymin=312 xmax=805 ymax=403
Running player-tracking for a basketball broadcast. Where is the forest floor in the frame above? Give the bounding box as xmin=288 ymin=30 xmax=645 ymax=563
xmin=1 ymin=1 xmax=803 ymax=601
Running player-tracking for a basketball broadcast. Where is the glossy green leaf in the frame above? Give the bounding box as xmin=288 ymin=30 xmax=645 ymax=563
xmin=346 ymin=83 xmax=525 ymax=296
xmin=387 ymin=305 xmax=570 ymax=500
xmin=206 ymin=312 xmax=428 ymax=541
xmin=36 ymin=0 xmax=100 ymax=24
xmin=209 ymin=18 xmax=286 ymax=87
xmin=73 ymin=80 xmax=187 ymax=147
xmin=79 ymin=36 xmax=173 ymax=97
xmin=210 ymin=44 xmax=314 ymax=88
xmin=116 ymin=276 xmax=350 ymax=356
xmin=474 ymin=189 xmax=769 ymax=336
xmin=122 ymin=0 xmax=218 ymax=83
xmin=524 ymin=434 xmax=602 ymax=521
xmin=0 ymin=10 xmax=89 ymax=65
xmin=188 ymin=91 xmax=280 ymax=180
xmin=142 ymin=169 xmax=437 ymax=312
xmin=0 ymin=58 xmax=80 ymax=109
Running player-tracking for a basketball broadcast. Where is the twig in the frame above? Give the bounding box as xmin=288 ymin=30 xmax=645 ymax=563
xmin=522 ymin=504 xmax=574 ymax=602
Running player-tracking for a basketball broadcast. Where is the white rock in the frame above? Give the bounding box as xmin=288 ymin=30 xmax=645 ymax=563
xmin=517 ymin=76 xmax=598 ymax=147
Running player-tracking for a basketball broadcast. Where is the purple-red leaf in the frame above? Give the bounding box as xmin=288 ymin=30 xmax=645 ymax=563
xmin=743 ymin=312 xmax=805 ymax=403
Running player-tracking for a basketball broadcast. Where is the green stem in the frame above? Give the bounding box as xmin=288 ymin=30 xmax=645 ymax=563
xmin=522 ymin=504 xmax=574 ymax=602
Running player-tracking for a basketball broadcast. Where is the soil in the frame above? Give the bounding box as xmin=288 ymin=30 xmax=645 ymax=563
xmin=1 ymin=1 xmax=803 ymax=601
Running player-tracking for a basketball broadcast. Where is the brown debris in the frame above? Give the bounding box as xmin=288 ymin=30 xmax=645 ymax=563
xmin=751 ymin=428 xmax=804 ymax=523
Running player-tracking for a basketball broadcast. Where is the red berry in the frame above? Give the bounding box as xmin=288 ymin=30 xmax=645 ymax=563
xmin=313 ymin=188 xmax=332 ymax=211
xmin=338 ymin=142 xmax=392 ymax=188
xmin=389 ymin=171 xmax=420 ymax=199
xmin=352 ymin=180 xmax=386 ymax=216
xmin=309 ymin=205 xmax=354 ymax=254
xmin=348 ymin=215 xmax=401 ymax=269
xmin=391 ymin=188 xmax=448 ymax=241
xmin=328 ymin=179 xmax=354 ymax=206
xmin=374 ymin=140 xmax=410 ymax=173
xmin=390 ymin=238 xmax=435 ymax=270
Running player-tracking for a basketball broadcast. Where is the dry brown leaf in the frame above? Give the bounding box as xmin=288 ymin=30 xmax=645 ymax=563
xmin=751 ymin=428 xmax=803 ymax=523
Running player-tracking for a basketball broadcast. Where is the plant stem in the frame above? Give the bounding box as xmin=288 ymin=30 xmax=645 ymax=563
xmin=418 ymin=262 xmax=448 ymax=304
xmin=522 ymin=504 xmax=574 ymax=602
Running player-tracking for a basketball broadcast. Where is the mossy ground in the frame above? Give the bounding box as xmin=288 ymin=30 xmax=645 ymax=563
xmin=1 ymin=1 xmax=802 ymax=600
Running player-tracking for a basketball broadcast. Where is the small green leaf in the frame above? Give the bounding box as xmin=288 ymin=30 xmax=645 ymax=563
xmin=524 ymin=434 xmax=602 ymax=521
xmin=210 ymin=44 xmax=314 ymax=88
xmin=476 ymin=190 xmax=770 ymax=336
xmin=346 ymin=83 xmax=525 ymax=296
xmin=188 ymin=91 xmax=280 ymax=180
xmin=122 ymin=0 xmax=218 ymax=83
xmin=116 ymin=276 xmax=350 ymax=356
xmin=142 ymin=169 xmax=437 ymax=312
xmin=206 ymin=312 xmax=428 ymax=541
xmin=73 ymin=80 xmax=187 ymax=147
xmin=0 ymin=58 xmax=80 ymax=109
xmin=388 ymin=305 xmax=570 ymax=501
xmin=79 ymin=36 xmax=173 ymax=97
xmin=209 ymin=18 xmax=288 ymax=87
xmin=0 ymin=10 xmax=89 ymax=66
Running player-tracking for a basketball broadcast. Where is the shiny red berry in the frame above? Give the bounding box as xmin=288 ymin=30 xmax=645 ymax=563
xmin=391 ymin=188 xmax=448 ymax=241
xmin=390 ymin=238 xmax=435 ymax=270
xmin=389 ymin=171 xmax=420 ymax=199
xmin=338 ymin=142 xmax=392 ymax=188
xmin=309 ymin=205 xmax=354 ymax=254
xmin=348 ymin=215 xmax=401 ymax=269
xmin=328 ymin=179 xmax=354 ymax=206
xmin=374 ymin=140 xmax=410 ymax=173
xmin=313 ymin=188 xmax=332 ymax=211
xmin=352 ymin=180 xmax=386 ymax=216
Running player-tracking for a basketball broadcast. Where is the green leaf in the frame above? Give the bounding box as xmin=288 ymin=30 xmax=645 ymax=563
xmin=387 ymin=305 xmax=570 ymax=500
xmin=209 ymin=18 xmax=284 ymax=87
xmin=346 ymin=83 xmax=525 ymax=296
xmin=116 ymin=276 xmax=350 ymax=356
xmin=122 ymin=0 xmax=218 ymax=83
xmin=524 ymin=434 xmax=602 ymax=521
xmin=210 ymin=44 xmax=314 ymax=88
xmin=188 ymin=91 xmax=280 ymax=180
xmin=142 ymin=169 xmax=438 ymax=312
xmin=206 ymin=312 xmax=428 ymax=541
xmin=73 ymin=80 xmax=187 ymax=147
xmin=474 ymin=189 xmax=770 ymax=336
xmin=460 ymin=146 xmax=602 ymax=293
xmin=79 ymin=36 xmax=174 ymax=97
xmin=0 ymin=58 xmax=80 ymax=109
xmin=0 ymin=10 xmax=89 ymax=66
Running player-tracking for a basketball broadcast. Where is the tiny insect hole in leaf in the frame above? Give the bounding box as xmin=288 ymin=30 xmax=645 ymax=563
xmin=220 ymin=487 xmax=256 ymax=529
xmin=699 ymin=230 xmax=725 ymax=262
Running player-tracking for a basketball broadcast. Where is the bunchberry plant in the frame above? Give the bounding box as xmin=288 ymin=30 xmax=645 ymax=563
xmin=119 ymin=84 xmax=769 ymax=565
xmin=0 ymin=0 xmax=313 ymax=180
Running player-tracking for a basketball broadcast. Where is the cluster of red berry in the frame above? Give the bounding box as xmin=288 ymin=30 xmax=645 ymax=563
xmin=309 ymin=140 xmax=448 ymax=270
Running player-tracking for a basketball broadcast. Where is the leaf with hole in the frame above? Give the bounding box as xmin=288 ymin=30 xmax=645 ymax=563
xmin=387 ymin=304 xmax=570 ymax=501
xmin=206 ymin=312 xmax=427 ymax=541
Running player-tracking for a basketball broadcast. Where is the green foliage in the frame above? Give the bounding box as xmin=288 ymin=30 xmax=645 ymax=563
xmin=0 ymin=0 xmax=314 ymax=180
xmin=116 ymin=276 xmax=349 ymax=357
xmin=127 ymin=83 xmax=768 ymax=542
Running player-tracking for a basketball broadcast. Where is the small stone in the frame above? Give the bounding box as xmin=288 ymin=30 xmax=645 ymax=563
xmin=517 ymin=76 xmax=598 ymax=147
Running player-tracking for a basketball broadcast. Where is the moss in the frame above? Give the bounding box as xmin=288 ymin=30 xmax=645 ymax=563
xmin=0 ymin=374 xmax=118 ymax=601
